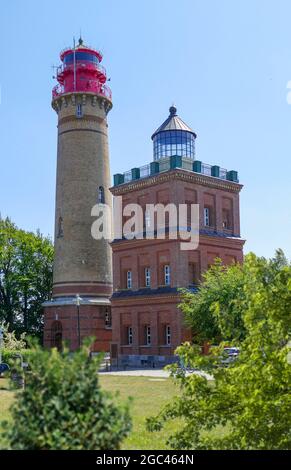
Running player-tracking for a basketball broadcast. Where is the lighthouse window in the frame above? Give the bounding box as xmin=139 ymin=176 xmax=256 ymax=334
xmin=204 ymin=207 xmax=210 ymax=227
xmin=98 ymin=186 xmax=105 ymax=204
xmin=127 ymin=270 xmax=132 ymax=289
xmin=145 ymin=267 xmax=151 ymax=287
xmin=145 ymin=325 xmax=151 ymax=345
xmin=127 ymin=326 xmax=133 ymax=345
xmin=164 ymin=265 xmax=171 ymax=286
xmin=165 ymin=325 xmax=171 ymax=345
xmin=76 ymin=104 xmax=83 ymax=118
xmin=57 ymin=217 xmax=64 ymax=238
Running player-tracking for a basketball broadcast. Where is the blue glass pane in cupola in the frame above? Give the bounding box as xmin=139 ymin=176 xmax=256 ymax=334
xmin=151 ymin=107 xmax=197 ymax=161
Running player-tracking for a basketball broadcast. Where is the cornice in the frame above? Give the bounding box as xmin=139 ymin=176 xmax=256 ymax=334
xmin=110 ymin=168 xmax=243 ymax=195
xmin=42 ymin=296 xmax=111 ymax=307
xmin=52 ymin=92 xmax=112 ymax=115
xmin=111 ymin=293 xmax=180 ymax=306
xmin=111 ymin=233 xmax=245 ymax=250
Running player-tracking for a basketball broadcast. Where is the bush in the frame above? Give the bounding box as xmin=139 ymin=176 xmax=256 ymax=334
xmin=1 ymin=348 xmax=33 ymax=365
xmin=2 ymin=341 xmax=132 ymax=449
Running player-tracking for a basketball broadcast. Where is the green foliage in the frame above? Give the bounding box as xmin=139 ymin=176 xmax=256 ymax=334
xmin=2 ymin=340 xmax=132 ymax=450
xmin=147 ymin=251 xmax=291 ymax=449
xmin=0 ymin=321 xmax=26 ymax=351
xmin=179 ymin=259 xmax=246 ymax=343
xmin=1 ymin=348 xmax=33 ymax=365
xmin=0 ymin=217 xmax=53 ymax=338
xmin=180 ymin=249 xmax=289 ymax=344
xmin=1 ymin=376 xmax=181 ymax=450
xmin=0 ymin=322 xmax=31 ymax=382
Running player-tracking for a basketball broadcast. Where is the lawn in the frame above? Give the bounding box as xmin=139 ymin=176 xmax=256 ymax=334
xmin=99 ymin=375 xmax=182 ymax=450
xmin=0 ymin=375 xmax=181 ymax=450
xmin=0 ymin=379 xmax=15 ymax=450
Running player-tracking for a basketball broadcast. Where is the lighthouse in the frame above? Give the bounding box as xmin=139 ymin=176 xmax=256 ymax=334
xmin=43 ymin=38 xmax=113 ymax=351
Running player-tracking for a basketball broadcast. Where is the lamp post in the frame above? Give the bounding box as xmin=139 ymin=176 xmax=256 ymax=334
xmin=75 ymin=294 xmax=82 ymax=348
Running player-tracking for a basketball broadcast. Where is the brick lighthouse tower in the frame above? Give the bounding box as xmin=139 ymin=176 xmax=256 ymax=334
xmin=43 ymin=38 xmax=113 ymax=351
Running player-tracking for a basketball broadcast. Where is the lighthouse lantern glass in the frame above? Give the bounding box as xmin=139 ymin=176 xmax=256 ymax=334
xmin=64 ymin=51 xmax=100 ymax=66
xmin=153 ymin=130 xmax=195 ymax=161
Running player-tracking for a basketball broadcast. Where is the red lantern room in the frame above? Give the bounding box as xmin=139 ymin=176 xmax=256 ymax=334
xmin=52 ymin=37 xmax=112 ymax=101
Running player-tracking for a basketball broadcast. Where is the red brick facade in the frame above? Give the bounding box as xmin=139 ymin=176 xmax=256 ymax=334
xmin=44 ymin=80 xmax=243 ymax=360
xmin=110 ymin=169 xmax=244 ymax=364
xmin=43 ymin=303 xmax=112 ymax=351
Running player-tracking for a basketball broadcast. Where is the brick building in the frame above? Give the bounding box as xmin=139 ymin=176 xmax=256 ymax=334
xmin=110 ymin=106 xmax=244 ymax=366
xmin=43 ymin=39 xmax=244 ymax=360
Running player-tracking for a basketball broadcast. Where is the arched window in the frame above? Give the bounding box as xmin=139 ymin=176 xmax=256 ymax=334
xmin=98 ymin=186 xmax=105 ymax=204
xmin=51 ymin=321 xmax=62 ymax=351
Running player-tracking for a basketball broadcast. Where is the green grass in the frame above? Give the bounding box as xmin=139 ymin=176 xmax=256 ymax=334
xmin=99 ymin=376 xmax=182 ymax=449
xmin=0 ymin=374 xmax=227 ymax=450
xmin=0 ymin=378 xmax=15 ymax=449
xmin=0 ymin=375 xmax=181 ymax=450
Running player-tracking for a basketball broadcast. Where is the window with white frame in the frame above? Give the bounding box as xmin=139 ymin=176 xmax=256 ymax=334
xmin=145 ymin=325 xmax=151 ymax=345
xmin=164 ymin=264 xmax=171 ymax=286
xmin=76 ymin=104 xmax=83 ymax=118
xmin=165 ymin=324 xmax=171 ymax=345
xmin=145 ymin=267 xmax=151 ymax=287
xmin=204 ymin=207 xmax=210 ymax=226
xmin=145 ymin=210 xmax=151 ymax=229
xmin=127 ymin=326 xmax=133 ymax=345
xmin=127 ymin=270 xmax=132 ymax=289
xmin=104 ymin=308 xmax=112 ymax=328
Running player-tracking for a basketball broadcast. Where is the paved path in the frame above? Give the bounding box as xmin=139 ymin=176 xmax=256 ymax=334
xmin=100 ymin=368 xmax=213 ymax=380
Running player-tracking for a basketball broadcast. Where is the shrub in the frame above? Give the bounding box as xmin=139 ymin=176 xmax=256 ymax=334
xmin=1 ymin=348 xmax=33 ymax=365
xmin=2 ymin=341 xmax=131 ymax=449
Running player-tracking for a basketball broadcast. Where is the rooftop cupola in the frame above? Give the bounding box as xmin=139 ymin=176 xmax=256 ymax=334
xmin=151 ymin=106 xmax=197 ymax=161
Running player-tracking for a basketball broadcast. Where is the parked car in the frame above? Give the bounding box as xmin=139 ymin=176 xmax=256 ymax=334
xmin=220 ymin=347 xmax=240 ymax=366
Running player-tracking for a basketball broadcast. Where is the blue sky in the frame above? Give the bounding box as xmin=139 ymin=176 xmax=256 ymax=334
xmin=1 ymin=0 xmax=291 ymax=259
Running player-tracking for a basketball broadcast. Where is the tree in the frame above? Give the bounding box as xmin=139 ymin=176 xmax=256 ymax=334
xmin=180 ymin=249 xmax=289 ymax=344
xmin=180 ymin=259 xmax=246 ymax=344
xmin=2 ymin=341 xmax=132 ymax=450
xmin=147 ymin=252 xmax=291 ymax=449
xmin=0 ymin=217 xmax=53 ymax=338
